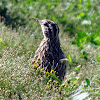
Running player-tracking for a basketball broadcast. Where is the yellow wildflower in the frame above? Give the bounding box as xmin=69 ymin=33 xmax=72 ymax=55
xmin=56 ymin=86 xmax=59 ymax=89
xmin=38 ymin=57 xmax=40 ymax=60
xmin=30 ymin=69 xmax=33 ymax=71
xmin=37 ymin=57 xmax=40 ymax=63
xmin=33 ymin=64 xmax=37 ymax=68
xmin=45 ymin=71 xmax=49 ymax=75
xmin=50 ymin=84 xmax=52 ymax=87
xmin=51 ymin=70 xmax=54 ymax=73
xmin=32 ymin=60 xmax=35 ymax=63
xmin=46 ymin=85 xmax=49 ymax=88
xmin=63 ymin=84 xmax=66 ymax=88
xmin=41 ymin=68 xmax=44 ymax=71
xmin=56 ymin=81 xmax=58 ymax=84
xmin=41 ymin=68 xmax=44 ymax=73
xmin=48 ymin=79 xmax=52 ymax=83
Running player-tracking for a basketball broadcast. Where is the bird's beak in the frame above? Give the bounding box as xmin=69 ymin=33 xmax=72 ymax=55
xmin=32 ymin=17 xmax=42 ymax=24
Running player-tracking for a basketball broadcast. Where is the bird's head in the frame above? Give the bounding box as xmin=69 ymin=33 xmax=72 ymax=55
xmin=32 ymin=17 xmax=59 ymax=39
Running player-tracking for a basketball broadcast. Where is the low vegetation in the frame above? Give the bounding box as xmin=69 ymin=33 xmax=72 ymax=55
xmin=0 ymin=0 xmax=100 ymax=100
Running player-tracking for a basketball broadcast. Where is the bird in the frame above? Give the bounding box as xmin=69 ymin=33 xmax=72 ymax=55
xmin=32 ymin=17 xmax=67 ymax=80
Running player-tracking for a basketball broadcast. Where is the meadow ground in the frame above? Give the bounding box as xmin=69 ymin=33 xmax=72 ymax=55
xmin=0 ymin=21 xmax=100 ymax=100
xmin=0 ymin=0 xmax=100 ymax=100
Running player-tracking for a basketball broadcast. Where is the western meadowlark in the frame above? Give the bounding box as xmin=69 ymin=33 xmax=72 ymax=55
xmin=33 ymin=17 xmax=66 ymax=80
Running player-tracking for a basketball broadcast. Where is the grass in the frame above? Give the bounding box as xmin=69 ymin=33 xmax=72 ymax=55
xmin=0 ymin=21 xmax=100 ymax=100
xmin=0 ymin=0 xmax=100 ymax=99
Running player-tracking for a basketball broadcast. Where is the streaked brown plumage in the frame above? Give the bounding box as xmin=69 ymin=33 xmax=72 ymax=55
xmin=33 ymin=18 xmax=66 ymax=80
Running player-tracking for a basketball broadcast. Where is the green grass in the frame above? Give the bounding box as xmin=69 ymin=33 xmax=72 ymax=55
xmin=0 ymin=0 xmax=100 ymax=99
xmin=0 ymin=21 xmax=100 ymax=99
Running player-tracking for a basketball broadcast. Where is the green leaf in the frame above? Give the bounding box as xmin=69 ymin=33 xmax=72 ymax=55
xmin=83 ymin=51 xmax=88 ymax=56
xmin=74 ymin=65 xmax=81 ymax=70
xmin=80 ymin=12 xmax=85 ymax=17
xmin=82 ymin=51 xmax=89 ymax=60
xmin=61 ymin=58 xmax=69 ymax=62
xmin=85 ymin=78 xmax=91 ymax=87
xmin=48 ymin=73 xmax=62 ymax=84
xmin=52 ymin=16 xmax=56 ymax=20
xmin=78 ymin=4 xmax=82 ymax=8
xmin=56 ymin=97 xmax=61 ymax=100
xmin=77 ymin=12 xmax=85 ymax=18
xmin=96 ymin=55 xmax=100 ymax=62
xmin=89 ymin=92 xmax=100 ymax=96
xmin=0 ymin=37 xmax=2 ymax=43
xmin=47 ymin=3 xmax=52 ymax=9
xmin=68 ymin=55 xmax=72 ymax=63
xmin=77 ymin=32 xmax=87 ymax=38
xmin=91 ymin=34 xmax=100 ymax=45
xmin=93 ymin=40 xmax=100 ymax=46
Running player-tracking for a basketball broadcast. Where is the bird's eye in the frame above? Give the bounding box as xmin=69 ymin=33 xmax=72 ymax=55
xmin=44 ymin=23 xmax=48 ymax=26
